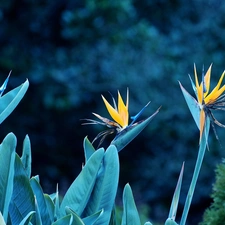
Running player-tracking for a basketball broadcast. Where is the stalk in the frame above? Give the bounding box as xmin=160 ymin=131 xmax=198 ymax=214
xmin=180 ymin=118 xmax=210 ymax=225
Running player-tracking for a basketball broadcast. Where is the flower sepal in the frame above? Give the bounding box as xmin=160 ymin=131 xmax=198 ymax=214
xmin=179 ymin=82 xmax=200 ymax=130
xmin=111 ymin=107 xmax=160 ymax=152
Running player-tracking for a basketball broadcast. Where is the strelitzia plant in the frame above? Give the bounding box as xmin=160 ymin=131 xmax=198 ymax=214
xmin=178 ymin=65 xmax=225 ymax=225
xmin=82 ymin=89 xmax=160 ymax=151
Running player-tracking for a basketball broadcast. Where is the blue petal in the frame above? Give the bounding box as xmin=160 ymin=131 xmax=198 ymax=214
xmin=130 ymin=101 xmax=151 ymax=126
xmin=0 ymin=72 xmax=11 ymax=97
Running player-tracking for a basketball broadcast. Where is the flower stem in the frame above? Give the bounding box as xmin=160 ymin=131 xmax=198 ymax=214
xmin=180 ymin=118 xmax=210 ymax=225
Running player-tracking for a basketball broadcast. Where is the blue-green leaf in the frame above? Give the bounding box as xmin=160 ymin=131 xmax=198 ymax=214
xmin=54 ymin=184 xmax=60 ymax=220
xmin=44 ymin=194 xmax=55 ymax=222
xmin=0 ymin=79 xmax=29 ymax=124
xmin=82 ymin=145 xmax=119 ymax=225
xmin=21 ymin=135 xmax=32 ymax=178
xmin=65 ymin=207 xmax=85 ymax=225
xmin=83 ymin=136 xmax=96 ymax=163
xmin=168 ymin=162 xmax=184 ymax=221
xmin=9 ymin=155 xmax=35 ymax=225
xmin=121 ymin=184 xmax=141 ymax=225
xmin=179 ymin=82 xmax=200 ymax=129
xmin=165 ymin=218 xmax=179 ymax=225
xmin=0 ymin=133 xmax=17 ymax=222
xmin=144 ymin=222 xmax=153 ymax=225
xmin=0 ymin=73 xmax=10 ymax=96
xmin=60 ymin=148 xmax=105 ymax=216
xmin=111 ymin=108 xmax=160 ymax=152
xmin=30 ymin=177 xmax=51 ymax=225
xmin=83 ymin=210 xmax=103 ymax=225
xmin=34 ymin=197 xmax=42 ymax=225
xmin=52 ymin=214 xmax=73 ymax=225
xmin=18 ymin=211 xmax=35 ymax=225
xmin=0 ymin=212 xmax=6 ymax=225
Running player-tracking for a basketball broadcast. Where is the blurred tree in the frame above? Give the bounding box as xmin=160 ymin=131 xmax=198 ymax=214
xmin=0 ymin=0 xmax=225 ymax=224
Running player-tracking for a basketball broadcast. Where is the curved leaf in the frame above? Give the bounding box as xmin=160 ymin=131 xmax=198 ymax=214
xmin=82 ymin=210 xmax=103 ymax=225
xmin=30 ymin=177 xmax=51 ymax=225
xmin=65 ymin=207 xmax=85 ymax=225
xmin=9 ymin=155 xmax=35 ymax=225
xmin=0 ymin=133 xmax=17 ymax=222
xmin=60 ymin=148 xmax=105 ymax=216
xmin=18 ymin=211 xmax=35 ymax=225
xmin=82 ymin=145 xmax=119 ymax=225
xmin=52 ymin=214 xmax=73 ymax=225
xmin=121 ymin=184 xmax=141 ymax=225
xmin=0 ymin=79 xmax=29 ymax=124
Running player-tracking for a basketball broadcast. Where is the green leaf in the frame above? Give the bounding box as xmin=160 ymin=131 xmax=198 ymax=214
xmin=82 ymin=145 xmax=119 ymax=225
xmin=30 ymin=177 xmax=52 ymax=225
xmin=34 ymin=197 xmax=42 ymax=225
xmin=179 ymin=82 xmax=200 ymax=129
xmin=0 ymin=212 xmax=6 ymax=225
xmin=121 ymin=184 xmax=141 ymax=225
xmin=9 ymin=155 xmax=35 ymax=225
xmin=60 ymin=148 xmax=105 ymax=216
xmin=18 ymin=211 xmax=35 ymax=225
xmin=44 ymin=194 xmax=55 ymax=222
xmin=52 ymin=214 xmax=73 ymax=225
xmin=0 ymin=133 xmax=17 ymax=222
xmin=165 ymin=218 xmax=179 ymax=225
xmin=54 ymin=184 xmax=60 ymax=220
xmin=111 ymin=108 xmax=160 ymax=152
xmin=168 ymin=162 xmax=184 ymax=220
xmin=65 ymin=207 xmax=85 ymax=225
xmin=21 ymin=135 xmax=32 ymax=178
xmin=83 ymin=136 xmax=96 ymax=163
xmin=82 ymin=210 xmax=103 ymax=225
xmin=0 ymin=79 xmax=29 ymax=124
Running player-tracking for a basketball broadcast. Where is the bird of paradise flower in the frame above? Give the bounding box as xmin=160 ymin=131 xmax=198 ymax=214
xmin=179 ymin=64 xmax=225 ymax=142
xmin=82 ymin=89 xmax=160 ymax=151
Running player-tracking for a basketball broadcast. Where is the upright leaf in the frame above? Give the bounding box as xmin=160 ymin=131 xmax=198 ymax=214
xmin=30 ymin=177 xmax=51 ymax=225
xmin=168 ymin=162 xmax=184 ymax=221
xmin=21 ymin=135 xmax=32 ymax=178
xmin=121 ymin=184 xmax=141 ymax=225
xmin=82 ymin=145 xmax=119 ymax=225
xmin=9 ymin=155 xmax=35 ymax=225
xmin=83 ymin=137 xmax=96 ymax=163
xmin=60 ymin=148 xmax=105 ymax=216
xmin=0 ymin=133 xmax=17 ymax=222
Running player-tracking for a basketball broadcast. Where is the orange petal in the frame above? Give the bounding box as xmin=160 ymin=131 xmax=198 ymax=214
xmin=102 ymin=95 xmax=124 ymax=127
xmin=199 ymin=109 xmax=205 ymax=142
xmin=118 ymin=91 xmax=129 ymax=127
xmin=205 ymin=70 xmax=225 ymax=104
xmin=203 ymin=64 xmax=212 ymax=96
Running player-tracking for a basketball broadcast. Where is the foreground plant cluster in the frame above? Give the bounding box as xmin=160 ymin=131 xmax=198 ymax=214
xmin=0 ymin=66 xmax=225 ymax=225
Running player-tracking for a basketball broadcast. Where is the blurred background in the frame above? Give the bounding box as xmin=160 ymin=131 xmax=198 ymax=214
xmin=1 ymin=0 xmax=225 ymax=224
